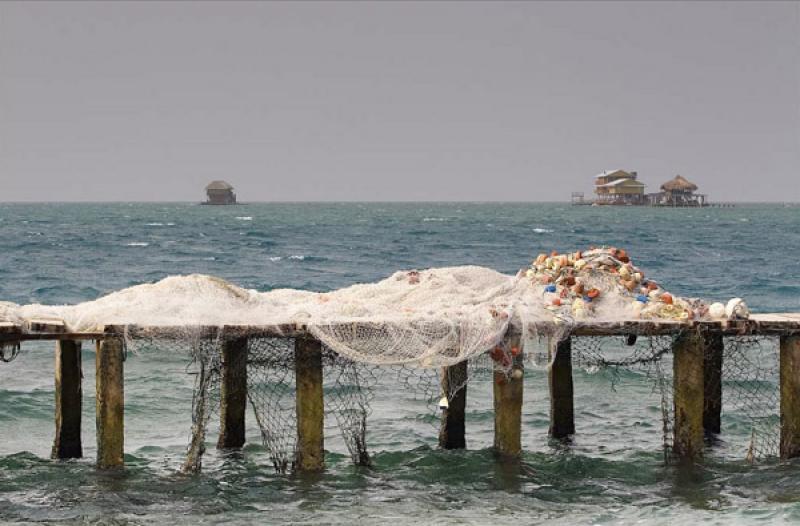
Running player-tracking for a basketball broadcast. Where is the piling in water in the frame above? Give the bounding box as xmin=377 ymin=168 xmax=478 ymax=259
xmin=52 ymin=340 xmax=82 ymax=459
xmin=96 ymin=334 xmax=124 ymax=469
xmin=295 ymin=338 xmax=324 ymax=471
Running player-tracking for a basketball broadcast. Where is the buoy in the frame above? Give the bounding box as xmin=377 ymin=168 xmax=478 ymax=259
xmin=709 ymin=302 xmax=726 ymax=319
xmin=725 ymin=298 xmax=750 ymax=320
xmin=438 ymin=396 xmax=449 ymax=410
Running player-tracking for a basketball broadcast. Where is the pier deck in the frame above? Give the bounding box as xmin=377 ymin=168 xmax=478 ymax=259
xmin=2 ymin=314 xmax=800 ymax=473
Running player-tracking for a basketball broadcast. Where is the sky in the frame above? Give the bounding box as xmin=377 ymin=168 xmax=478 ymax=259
xmin=1 ymin=1 xmax=798 ymax=202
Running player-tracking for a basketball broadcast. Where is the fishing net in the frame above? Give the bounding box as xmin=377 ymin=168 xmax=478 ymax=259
xmin=569 ymin=332 xmax=784 ymax=462
xmin=0 ymin=247 xmax=792 ymax=471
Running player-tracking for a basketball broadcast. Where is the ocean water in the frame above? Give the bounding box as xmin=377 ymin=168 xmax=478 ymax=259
xmin=1 ymin=202 xmax=799 ymax=525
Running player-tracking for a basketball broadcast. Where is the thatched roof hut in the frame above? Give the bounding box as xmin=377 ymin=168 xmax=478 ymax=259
xmin=204 ymin=180 xmax=236 ymax=205
xmin=205 ymin=180 xmax=234 ymax=191
xmin=660 ymin=175 xmax=698 ymax=193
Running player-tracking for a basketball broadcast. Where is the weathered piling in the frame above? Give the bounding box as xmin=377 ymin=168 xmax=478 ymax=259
xmin=672 ymin=331 xmax=704 ymax=461
xmin=703 ymin=332 xmax=723 ymax=436
xmin=780 ymin=335 xmax=800 ymax=459
xmin=494 ymin=337 xmax=523 ymax=457
xmin=96 ymin=335 xmax=124 ymax=469
xmin=217 ymin=336 xmax=248 ymax=449
xmin=295 ymin=338 xmax=324 ymax=471
xmin=52 ymin=340 xmax=82 ymax=459
xmin=439 ymin=361 xmax=468 ymax=449
xmin=548 ymin=337 xmax=575 ymax=439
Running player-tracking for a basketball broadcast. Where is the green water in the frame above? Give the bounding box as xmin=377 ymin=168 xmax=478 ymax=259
xmin=1 ymin=203 xmax=799 ymax=524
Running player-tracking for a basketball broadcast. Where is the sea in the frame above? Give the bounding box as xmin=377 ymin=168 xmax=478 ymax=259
xmin=1 ymin=202 xmax=799 ymax=525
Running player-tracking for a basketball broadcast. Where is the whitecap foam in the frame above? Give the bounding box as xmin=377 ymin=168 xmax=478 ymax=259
xmin=533 ymin=228 xmax=554 ymax=234
xmin=236 ymin=217 xmax=253 ymax=221
xmin=127 ymin=242 xmax=149 ymax=247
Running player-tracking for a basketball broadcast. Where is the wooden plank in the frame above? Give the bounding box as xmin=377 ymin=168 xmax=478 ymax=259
xmin=217 ymin=336 xmax=248 ymax=449
xmin=1 ymin=331 xmax=105 ymax=342
xmin=25 ymin=318 xmax=66 ymax=333
xmin=439 ymin=361 xmax=468 ymax=450
xmin=96 ymin=336 xmax=124 ymax=469
xmin=548 ymin=337 xmax=575 ymax=439
xmin=4 ymin=312 xmax=800 ymax=345
xmin=780 ymin=336 xmax=800 ymax=459
xmin=295 ymin=338 xmax=324 ymax=471
xmin=0 ymin=321 xmax=21 ymax=334
xmin=494 ymin=335 xmax=523 ymax=458
xmin=673 ymin=332 xmax=704 ymax=461
xmin=52 ymin=340 xmax=82 ymax=459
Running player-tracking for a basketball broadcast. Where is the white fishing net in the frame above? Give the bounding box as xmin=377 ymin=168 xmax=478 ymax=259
xmin=0 ymin=248 xmax=745 ymax=368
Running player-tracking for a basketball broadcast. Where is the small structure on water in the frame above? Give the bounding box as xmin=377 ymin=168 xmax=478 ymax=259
xmin=651 ymin=175 xmax=707 ymax=207
xmin=593 ymin=169 xmax=647 ymax=205
xmin=575 ymin=170 xmax=723 ymax=207
xmin=204 ymin=181 xmax=237 ymax=205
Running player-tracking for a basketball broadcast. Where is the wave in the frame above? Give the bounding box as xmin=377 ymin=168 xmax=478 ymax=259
xmin=533 ymin=228 xmax=554 ymax=234
xmin=146 ymin=222 xmax=175 ymax=227
xmin=236 ymin=216 xmax=253 ymax=221
xmin=127 ymin=242 xmax=149 ymax=247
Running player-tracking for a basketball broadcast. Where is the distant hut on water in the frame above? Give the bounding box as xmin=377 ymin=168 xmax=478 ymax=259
xmin=204 ymin=181 xmax=237 ymax=205
xmin=653 ymin=175 xmax=706 ymax=207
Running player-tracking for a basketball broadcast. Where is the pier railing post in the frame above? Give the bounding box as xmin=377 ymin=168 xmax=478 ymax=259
xmin=494 ymin=336 xmax=523 ymax=458
xmin=548 ymin=336 xmax=575 ymax=439
xmin=673 ymin=331 xmax=704 ymax=461
xmin=780 ymin=335 xmax=800 ymax=459
xmin=295 ymin=337 xmax=324 ymax=471
xmin=96 ymin=331 xmax=124 ymax=469
xmin=217 ymin=335 xmax=248 ymax=449
xmin=439 ymin=360 xmax=468 ymax=450
xmin=703 ymin=332 xmax=723 ymax=436
xmin=52 ymin=340 xmax=82 ymax=459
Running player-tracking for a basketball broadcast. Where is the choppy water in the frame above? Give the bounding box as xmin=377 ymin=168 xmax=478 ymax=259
xmin=1 ymin=202 xmax=799 ymax=525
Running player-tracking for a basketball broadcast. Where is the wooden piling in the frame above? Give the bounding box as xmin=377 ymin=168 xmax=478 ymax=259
xmin=703 ymin=332 xmax=723 ymax=436
xmin=493 ymin=336 xmax=523 ymax=457
xmin=96 ymin=335 xmax=124 ymax=469
xmin=780 ymin=335 xmax=800 ymax=459
xmin=673 ymin=331 xmax=704 ymax=461
xmin=439 ymin=361 xmax=468 ymax=450
xmin=548 ymin=337 xmax=575 ymax=439
xmin=52 ymin=340 xmax=82 ymax=459
xmin=217 ymin=336 xmax=248 ymax=449
xmin=295 ymin=338 xmax=324 ymax=471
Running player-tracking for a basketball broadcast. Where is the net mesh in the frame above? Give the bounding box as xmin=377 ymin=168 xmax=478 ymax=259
xmin=0 ymin=248 xmax=792 ymax=471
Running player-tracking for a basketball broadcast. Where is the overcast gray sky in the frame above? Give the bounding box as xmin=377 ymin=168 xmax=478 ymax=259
xmin=1 ymin=1 xmax=798 ymax=202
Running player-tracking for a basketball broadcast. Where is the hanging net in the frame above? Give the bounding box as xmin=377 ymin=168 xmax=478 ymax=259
xmin=2 ymin=247 xmax=789 ymax=471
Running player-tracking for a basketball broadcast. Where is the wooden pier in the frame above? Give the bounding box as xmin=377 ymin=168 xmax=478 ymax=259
xmin=2 ymin=314 xmax=800 ymax=471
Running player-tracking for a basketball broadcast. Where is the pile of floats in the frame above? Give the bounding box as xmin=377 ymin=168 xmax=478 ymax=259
xmin=520 ymin=246 xmax=750 ymax=322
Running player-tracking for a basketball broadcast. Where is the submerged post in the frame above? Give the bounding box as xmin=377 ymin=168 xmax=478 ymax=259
xmin=548 ymin=337 xmax=575 ymax=439
xmin=96 ymin=333 xmax=124 ymax=469
xmin=673 ymin=331 xmax=704 ymax=461
xmin=217 ymin=336 xmax=248 ymax=449
xmin=295 ymin=337 xmax=324 ymax=471
xmin=439 ymin=360 xmax=468 ymax=449
xmin=703 ymin=332 xmax=723 ymax=436
xmin=780 ymin=335 xmax=800 ymax=459
xmin=52 ymin=340 xmax=82 ymax=459
xmin=494 ymin=336 xmax=523 ymax=457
